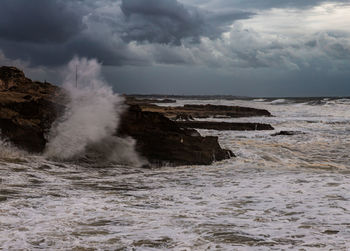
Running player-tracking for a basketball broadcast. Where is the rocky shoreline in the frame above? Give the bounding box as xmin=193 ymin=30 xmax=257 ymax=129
xmin=0 ymin=66 xmax=275 ymax=166
xmin=176 ymin=121 xmax=274 ymax=131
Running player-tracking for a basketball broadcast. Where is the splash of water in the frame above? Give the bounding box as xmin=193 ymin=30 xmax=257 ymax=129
xmin=0 ymin=137 xmax=26 ymax=160
xmin=45 ymin=57 xmax=145 ymax=166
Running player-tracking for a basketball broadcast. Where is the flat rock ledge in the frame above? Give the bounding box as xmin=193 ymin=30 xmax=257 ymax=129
xmin=129 ymin=101 xmax=272 ymax=120
xmin=177 ymin=121 xmax=274 ymax=131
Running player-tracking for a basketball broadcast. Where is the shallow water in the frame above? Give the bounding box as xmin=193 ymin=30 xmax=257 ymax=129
xmin=1 ymin=98 xmax=350 ymax=250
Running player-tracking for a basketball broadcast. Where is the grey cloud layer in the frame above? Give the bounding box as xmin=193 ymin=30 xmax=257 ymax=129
xmin=0 ymin=0 xmax=251 ymax=66
xmin=120 ymin=0 xmax=251 ymax=44
xmin=195 ymin=27 xmax=350 ymax=69
xmin=121 ymin=0 xmax=204 ymax=44
xmin=0 ymin=0 xmax=349 ymax=75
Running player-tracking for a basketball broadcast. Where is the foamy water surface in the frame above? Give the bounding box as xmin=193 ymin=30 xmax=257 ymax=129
xmin=1 ymin=98 xmax=350 ymax=250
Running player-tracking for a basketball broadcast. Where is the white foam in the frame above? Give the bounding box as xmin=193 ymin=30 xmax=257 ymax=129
xmin=270 ymin=98 xmax=289 ymax=105
xmin=44 ymin=57 xmax=144 ymax=166
xmin=0 ymin=138 xmax=27 ymax=160
xmin=253 ymin=98 xmax=266 ymax=102
xmin=1 ymin=98 xmax=350 ymax=250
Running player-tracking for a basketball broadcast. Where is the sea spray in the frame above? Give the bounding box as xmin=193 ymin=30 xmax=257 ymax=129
xmin=0 ymin=137 xmax=26 ymax=160
xmin=45 ymin=57 xmax=145 ymax=166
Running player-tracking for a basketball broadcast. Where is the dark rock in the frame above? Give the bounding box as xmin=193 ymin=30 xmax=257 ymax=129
xmin=183 ymin=104 xmax=271 ymax=117
xmin=0 ymin=118 xmax=46 ymax=152
xmin=138 ymin=103 xmax=271 ymax=120
xmin=0 ymin=66 xmax=65 ymax=152
xmin=323 ymin=230 xmax=339 ymax=235
xmin=118 ymin=105 xmax=234 ymax=166
xmin=177 ymin=121 xmax=274 ymax=131
xmin=175 ymin=113 xmax=194 ymax=121
xmin=271 ymin=131 xmax=305 ymax=136
xmin=0 ymin=66 xmax=27 ymax=91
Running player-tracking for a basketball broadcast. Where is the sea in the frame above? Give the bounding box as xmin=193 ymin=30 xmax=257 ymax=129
xmin=1 ymin=97 xmax=350 ymax=250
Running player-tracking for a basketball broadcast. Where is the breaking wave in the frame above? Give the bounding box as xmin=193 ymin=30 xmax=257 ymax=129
xmin=270 ymin=99 xmax=291 ymax=105
xmin=44 ymin=57 xmax=145 ymax=166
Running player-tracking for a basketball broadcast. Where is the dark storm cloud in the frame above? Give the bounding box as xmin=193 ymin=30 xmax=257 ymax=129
xmin=121 ymin=0 xmax=204 ymax=44
xmin=120 ymin=0 xmax=252 ymax=45
xmin=0 ymin=37 xmax=124 ymax=67
xmin=0 ymin=0 xmax=85 ymax=43
xmin=0 ymin=0 xmax=252 ymax=66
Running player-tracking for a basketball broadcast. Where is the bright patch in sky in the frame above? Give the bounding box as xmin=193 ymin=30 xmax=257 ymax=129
xmin=243 ymin=3 xmax=350 ymax=35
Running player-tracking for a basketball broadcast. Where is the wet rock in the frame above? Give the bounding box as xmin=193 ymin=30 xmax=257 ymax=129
xmin=0 ymin=196 xmax=8 ymax=202
xmin=177 ymin=121 xmax=274 ymax=131
xmin=271 ymin=131 xmax=305 ymax=136
xmin=323 ymin=230 xmax=339 ymax=235
xmin=0 ymin=118 xmax=47 ymax=152
xmin=118 ymin=105 xmax=234 ymax=166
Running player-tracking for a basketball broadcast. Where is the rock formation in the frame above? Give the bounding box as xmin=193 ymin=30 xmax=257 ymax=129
xmin=118 ymin=105 xmax=234 ymax=166
xmin=0 ymin=66 xmax=233 ymax=165
xmin=0 ymin=66 xmax=65 ymax=152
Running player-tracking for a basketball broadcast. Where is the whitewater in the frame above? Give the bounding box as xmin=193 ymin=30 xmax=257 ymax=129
xmin=1 ymin=96 xmax=350 ymax=250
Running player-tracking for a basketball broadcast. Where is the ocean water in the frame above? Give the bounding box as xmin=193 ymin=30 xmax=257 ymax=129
xmin=1 ymin=98 xmax=350 ymax=250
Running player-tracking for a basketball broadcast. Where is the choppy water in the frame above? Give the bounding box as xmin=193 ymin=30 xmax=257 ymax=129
xmin=1 ymin=98 xmax=350 ymax=250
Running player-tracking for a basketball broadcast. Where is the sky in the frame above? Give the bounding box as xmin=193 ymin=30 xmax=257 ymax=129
xmin=0 ymin=0 xmax=349 ymax=97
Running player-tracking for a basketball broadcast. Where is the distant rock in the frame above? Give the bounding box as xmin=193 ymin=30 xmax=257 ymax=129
xmin=133 ymin=102 xmax=272 ymax=120
xmin=177 ymin=121 xmax=274 ymax=131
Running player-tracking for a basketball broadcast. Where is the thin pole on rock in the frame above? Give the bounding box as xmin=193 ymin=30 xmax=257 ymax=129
xmin=75 ymin=65 xmax=78 ymax=88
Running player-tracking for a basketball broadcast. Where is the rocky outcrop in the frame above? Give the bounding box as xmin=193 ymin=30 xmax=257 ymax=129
xmin=118 ymin=105 xmax=234 ymax=166
xmin=0 ymin=66 xmax=27 ymax=91
xmin=134 ymin=103 xmax=271 ymax=120
xmin=0 ymin=66 xmax=233 ymax=165
xmin=177 ymin=121 xmax=274 ymax=131
xmin=0 ymin=66 xmax=65 ymax=152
